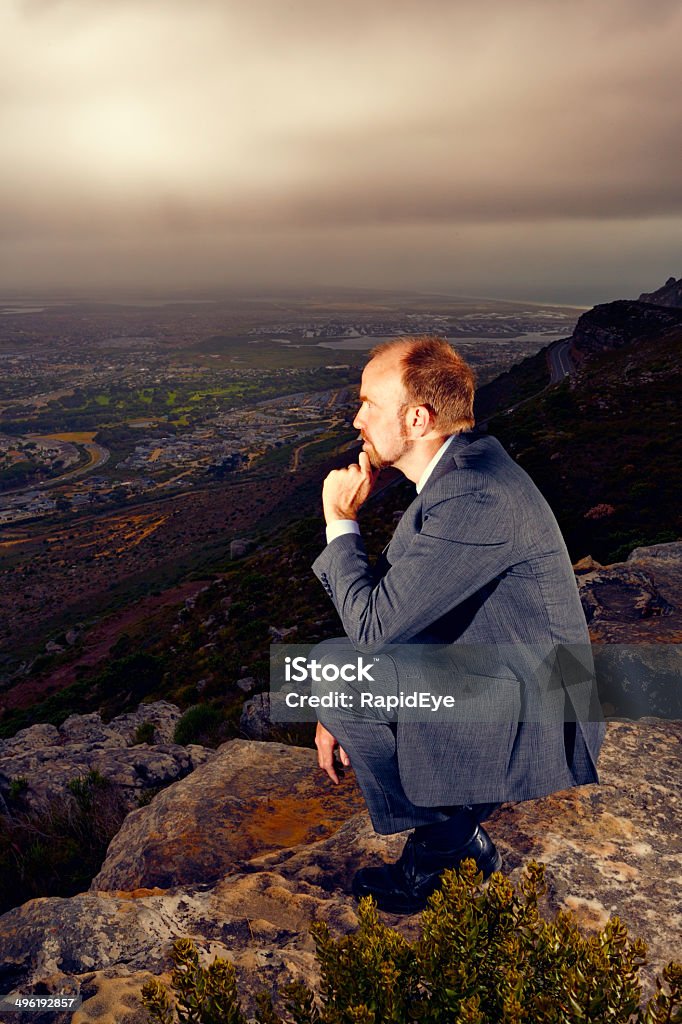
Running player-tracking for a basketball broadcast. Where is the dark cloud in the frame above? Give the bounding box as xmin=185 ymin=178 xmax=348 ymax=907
xmin=1 ymin=0 xmax=681 ymax=297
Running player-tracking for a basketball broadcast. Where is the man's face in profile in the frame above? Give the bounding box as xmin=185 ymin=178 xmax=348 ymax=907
xmin=353 ymin=353 xmax=413 ymax=470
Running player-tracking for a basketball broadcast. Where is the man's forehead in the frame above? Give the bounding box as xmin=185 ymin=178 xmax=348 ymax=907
xmin=361 ymin=349 xmax=407 ymax=396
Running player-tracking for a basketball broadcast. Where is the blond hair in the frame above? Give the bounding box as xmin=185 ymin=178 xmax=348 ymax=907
xmin=370 ymin=335 xmax=475 ymax=434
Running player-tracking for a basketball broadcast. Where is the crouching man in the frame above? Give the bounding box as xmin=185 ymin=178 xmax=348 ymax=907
xmin=311 ymin=336 xmax=604 ymax=914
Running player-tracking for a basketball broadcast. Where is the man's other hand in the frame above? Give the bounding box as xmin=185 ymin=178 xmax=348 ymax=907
xmin=315 ymin=721 xmax=351 ymax=784
xmin=322 ymin=450 xmax=375 ymax=525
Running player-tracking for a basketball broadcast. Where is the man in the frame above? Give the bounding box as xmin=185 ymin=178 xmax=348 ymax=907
xmin=311 ymin=336 xmax=605 ymax=914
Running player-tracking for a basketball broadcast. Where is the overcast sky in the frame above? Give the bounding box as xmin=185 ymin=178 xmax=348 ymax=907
xmin=1 ymin=0 xmax=680 ymax=302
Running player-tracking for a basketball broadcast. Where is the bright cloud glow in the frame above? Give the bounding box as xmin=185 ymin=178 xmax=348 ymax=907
xmin=1 ymin=0 xmax=680 ymax=298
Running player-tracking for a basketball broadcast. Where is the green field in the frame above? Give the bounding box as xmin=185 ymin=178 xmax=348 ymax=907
xmin=0 ymin=365 xmax=356 ymax=437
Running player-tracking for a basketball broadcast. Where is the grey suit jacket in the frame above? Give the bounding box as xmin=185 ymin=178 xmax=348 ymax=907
xmin=312 ymin=433 xmax=606 ymax=806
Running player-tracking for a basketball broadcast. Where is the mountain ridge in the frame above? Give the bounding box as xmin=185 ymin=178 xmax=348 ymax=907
xmin=638 ymin=275 xmax=682 ymax=307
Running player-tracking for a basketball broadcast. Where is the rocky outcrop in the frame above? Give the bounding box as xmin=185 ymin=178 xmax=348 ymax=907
xmin=571 ymin=299 xmax=682 ymax=361
xmin=639 ymin=275 xmax=682 ymax=308
xmin=0 ymin=702 xmax=215 ymax=810
xmin=0 ymin=546 xmax=680 ymax=1022
xmin=0 ymin=720 xmax=679 ymax=1022
xmin=240 ymin=691 xmax=275 ymax=739
xmin=579 ymin=564 xmax=674 ymax=625
xmin=578 ymin=541 xmax=681 ymax=643
xmin=576 ymin=543 xmax=682 ymax=720
xmin=0 ymin=873 xmax=355 ymax=1024
xmin=630 ymin=540 xmax=682 ymax=566
xmin=91 ymin=739 xmax=366 ymax=891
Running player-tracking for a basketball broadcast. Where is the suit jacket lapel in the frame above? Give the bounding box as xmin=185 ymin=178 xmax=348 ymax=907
xmin=375 ymin=434 xmax=474 ymax=575
xmin=420 ymin=432 xmax=473 ymax=491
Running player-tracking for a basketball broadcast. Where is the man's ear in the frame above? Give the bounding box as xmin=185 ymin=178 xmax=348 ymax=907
xmin=405 ymin=404 xmax=433 ymax=437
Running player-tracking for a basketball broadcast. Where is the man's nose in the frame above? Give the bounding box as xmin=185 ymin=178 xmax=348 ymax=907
xmin=353 ymin=407 xmax=364 ymax=429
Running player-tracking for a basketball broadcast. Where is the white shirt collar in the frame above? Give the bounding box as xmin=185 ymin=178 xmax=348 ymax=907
xmin=415 ymin=435 xmax=455 ymax=494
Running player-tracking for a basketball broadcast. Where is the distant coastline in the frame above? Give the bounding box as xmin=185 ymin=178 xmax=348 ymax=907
xmin=317 ymin=331 xmax=567 ymax=351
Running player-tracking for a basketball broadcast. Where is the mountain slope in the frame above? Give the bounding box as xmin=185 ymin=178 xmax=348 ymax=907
xmin=487 ymin=324 xmax=681 ymax=562
xmin=571 ymin=299 xmax=682 ymax=360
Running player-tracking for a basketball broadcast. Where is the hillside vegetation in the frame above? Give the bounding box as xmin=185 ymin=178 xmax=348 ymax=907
xmin=487 ymin=327 xmax=681 ymax=562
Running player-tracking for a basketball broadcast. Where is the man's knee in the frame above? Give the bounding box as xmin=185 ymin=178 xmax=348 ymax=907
xmin=310 ymin=636 xmax=355 ymax=659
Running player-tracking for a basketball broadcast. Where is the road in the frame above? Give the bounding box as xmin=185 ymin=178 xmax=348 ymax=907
xmin=0 ymin=437 xmax=111 ymax=509
xmin=547 ymin=338 xmax=575 ymax=384
xmin=35 ymin=439 xmax=110 ymax=487
xmin=477 ymin=336 xmax=577 ymax=430
xmin=290 ymin=438 xmax=318 ymax=473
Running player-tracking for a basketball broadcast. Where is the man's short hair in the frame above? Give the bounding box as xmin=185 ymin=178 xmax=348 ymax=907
xmin=370 ymin=335 xmax=476 ymax=434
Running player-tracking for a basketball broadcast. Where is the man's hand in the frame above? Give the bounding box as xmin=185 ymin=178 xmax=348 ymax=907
xmin=315 ymin=721 xmax=350 ymax=784
xmin=322 ymin=450 xmax=375 ymax=525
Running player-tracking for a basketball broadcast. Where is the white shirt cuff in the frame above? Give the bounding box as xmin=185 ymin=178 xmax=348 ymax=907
xmin=325 ymin=519 xmax=361 ymax=544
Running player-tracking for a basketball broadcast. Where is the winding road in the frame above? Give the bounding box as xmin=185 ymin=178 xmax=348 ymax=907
xmin=547 ymin=338 xmax=575 ymax=383
xmin=33 ymin=437 xmax=110 ymax=488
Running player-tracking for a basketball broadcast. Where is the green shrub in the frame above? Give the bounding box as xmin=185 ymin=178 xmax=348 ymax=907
xmin=7 ymin=776 xmax=29 ymax=802
xmin=0 ymin=771 xmax=128 ymax=913
xmin=141 ymin=860 xmax=681 ymax=1023
xmin=137 ymin=786 xmax=163 ymax=808
xmin=173 ymin=704 xmax=224 ymax=746
xmin=133 ymin=721 xmax=156 ymax=745
xmin=66 ymin=769 xmax=108 ymax=809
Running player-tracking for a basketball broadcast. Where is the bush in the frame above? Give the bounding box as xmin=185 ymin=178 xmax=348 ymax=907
xmin=141 ymin=860 xmax=681 ymax=1023
xmin=101 ymin=652 xmax=166 ymax=700
xmin=133 ymin=721 xmax=156 ymax=745
xmin=173 ymin=704 xmax=224 ymax=746
xmin=0 ymin=770 xmax=128 ymax=913
xmin=7 ymin=776 xmax=29 ymax=802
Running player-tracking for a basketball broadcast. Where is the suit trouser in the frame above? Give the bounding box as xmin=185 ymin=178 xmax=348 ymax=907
xmin=313 ymin=639 xmax=501 ymax=837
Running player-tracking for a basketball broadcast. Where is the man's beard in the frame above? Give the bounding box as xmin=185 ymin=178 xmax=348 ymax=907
xmin=363 ymin=440 xmax=387 ymax=470
xmin=361 ymin=419 xmax=412 ymax=470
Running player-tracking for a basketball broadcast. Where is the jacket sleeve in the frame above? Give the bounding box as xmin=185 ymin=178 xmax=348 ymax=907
xmin=312 ymin=484 xmax=514 ymax=650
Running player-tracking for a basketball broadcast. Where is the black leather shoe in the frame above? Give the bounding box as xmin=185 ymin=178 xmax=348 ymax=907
xmin=351 ymin=825 xmax=502 ymax=914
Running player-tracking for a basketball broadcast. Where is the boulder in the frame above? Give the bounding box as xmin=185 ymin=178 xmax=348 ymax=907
xmin=240 ymin=692 xmax=275 ymax=740
xmin=251 ymin=720 xmax=682 ymax=993
xmin=236 ymin=676 xmax=257 ymax=693
xmin=573 ymin=554 xmax=603 ymax=574
xmin=59 ymin=712 xmax=127 ymax=746
xmin=108 ymin=701 xmax=182 ymax=745
xmin=65 ymin=626 xmax=82 ymax=646
xmin=0 ymin=703 xmax=213 ymax=809
xmin=91 ymin=739 xmax=366 ymax=891
xmin=628 ymin=540 xmax=682 ymax=564
xmin=0 ymin=743 xmax=213 ymax=811
xmin=578 ymin=541 xmax=681 ymax=644
xmin=268 ymin=625 xmax=298 ymax=641
xmin=0 ymin=723 xmax=60 ymax=756
xmin=230 ymin=539 xmax=253 ymax=559
xmin=578 ymin=566 xmax=674 ymax=624
xmin=0 ymin=873 xmax=355 ymax=1022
